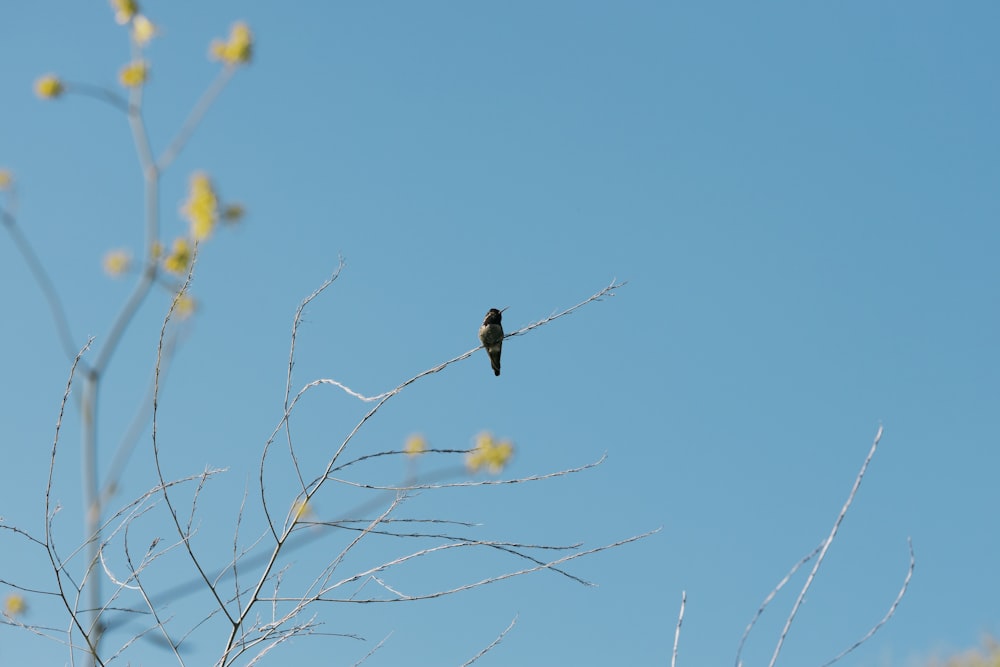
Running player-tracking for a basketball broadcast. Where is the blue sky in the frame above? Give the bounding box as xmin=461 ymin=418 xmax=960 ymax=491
xmin=1 ymin=2 xmax=998 ymax=665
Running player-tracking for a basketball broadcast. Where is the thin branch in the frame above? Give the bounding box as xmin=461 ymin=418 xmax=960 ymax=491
xmin=672 ymin=591 xmax=686 ymax=667
xmin=735 ymin=542 xmax=824 ymax=667
xmin=322 ymin=523 xmax=592 ymax=585
xmin=819 ymin=538 xmax=915 ymax=667
xmin=327 ymin=453 xmax=607 ymax=491
xmin=63 ymin=82 xmax=130 ymax=113
xmin=44 ymin=338 xmax=104 ymax=665
xmin=505 ymin=279 xmax=626 ymax=340
xmin=157 ymin=66 xmax=236 ymax=171
xmin=100 ymin=328 xmax=182 ymax=502
xmin=300 ymin=529 xmax=661 ymax=603
xmin=126 ymin=82 xmax=156 ymax=176
xmin=261 ymin=278 xmax=627 ymax=507
xmin=91 ymin=270 xmax=157 ymax=374
xmin=1 ymin=215 xmax=80 ymax=360
xmin=150 ymin=246 xmax=235 ymax=625
xmin=279 ymin=262 xmax=345 ymax=519
xmin=461 ymin=615 xmax=518 ymax=666
xmin=767 ymin=425 xmax=885 ymax=667
xmin=351 ymin=632 xmax=393 ymax=666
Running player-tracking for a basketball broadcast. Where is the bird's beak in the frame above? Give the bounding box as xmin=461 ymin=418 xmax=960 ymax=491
xmin=499 ymin=306 xmax=509 ymax=313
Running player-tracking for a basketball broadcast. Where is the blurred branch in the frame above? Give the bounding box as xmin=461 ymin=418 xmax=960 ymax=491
xmin=63 ymin=82 xmax=130 ymax=113
xmin=1 ymin=214 xmax=80 ymax=361
xmin=157 ymin=67 xmax=236 ymax=171
xmin=327 ymin=453 xmax=607 ymax=492
xmin=100 ymin=327 xmax=182 ymax=503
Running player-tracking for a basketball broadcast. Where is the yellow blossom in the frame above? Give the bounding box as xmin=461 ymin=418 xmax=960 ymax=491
xmin=210 ymin=22 xmax=253 ymax=65
xmin=466 ymin=432 xmax=514 ymax=474
xmin=182 ymin=172 xmax=219 ymax=241
xmin=119 ymin=60 xmax=148 ymax=88
xmin=102 ymin=249 xmax=131 ymax=277
xmin=35 ymin=75 xmax=64 ymax=99
xmin=131 ymin=15 xmax=156 ymax=45
xmin=174 ymin=293 xmax=196 ymax=319
xmin=150 ymin=240 xmax=164 ymax=259
xmin=111 ymin=0 xmax=139 ymax=24
xmin=404 ymin=434 xmax=427 ymax=456
xmin=292 ymin=499 xmax=313 ymax=521
xmin=0 ymin=169 xmax=12 ymax=191
xmin=3 ymin=594 xmax=27 ymax=617
xmin=162 ymin=237 xmax=192 ymax=274
xmin=221 ymin=203 xmax=245 ymax=224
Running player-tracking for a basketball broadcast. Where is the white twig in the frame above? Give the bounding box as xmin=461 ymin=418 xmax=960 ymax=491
xmin=735 ymin=542 xmax=824 ymax=667
xmin=351 ymin=632 xmax=393 ymax=666
xmin=285 ymin=529 xmax=661 ymax=603
xmin=461 ymin=615 xmax=518 ymax=666
xmin=672 ymin=591 xmax=686 ymax=667
xmin=506 ymin=279 xmax=626 ymax=340
xmin=819 ymin=537 xmax=915 ymax=667
xmin=767 ymin=425 xmax=884 ymax=667
xmin=327 ymin=454 xmax=607 ymax=491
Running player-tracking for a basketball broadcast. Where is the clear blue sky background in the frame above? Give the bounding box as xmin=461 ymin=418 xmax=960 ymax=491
xmin=1 ymin=2 xmax=998 ymax=666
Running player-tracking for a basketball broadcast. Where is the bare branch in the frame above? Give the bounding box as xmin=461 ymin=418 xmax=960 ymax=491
xmin=327 ymin=453 xmax=607 ymax=491
xmin=735 ymin=541 xmax=824 ymax=667
xmin=321 ymin=522 xmax=593 ymax=586
xmin=505 ymin=279 xmax=626 ymax=340
xmin=43 ymin=338 xmax=103 ymax=664
xmin=157 ymin=66 xmax=237 ymax=171
xmin=1 ymin=214 xmax=80 ymax=361
xmin=150 ymin=246 xmax=235 ymax=626
xmin=672 ymin=591 xmax=686 ymax=667
xmin=277 ymin=261 xmax=345 ymax=522
xmin=819 ymin=537 xmax=915 ymax=667
xmin=767 ymin=425 xmax=885 ymax=667
xmin=101 ymin=326 xmax=183 ymax=503
xmin=297 ymin=528 xmax=661 ymax=604
xmin=351 ymin=632 xmax=393 ymax=666
xmin=461 ymin=615 xmax=518 ymax=666
xmin=62 ymin=82 xmax=130 ymax=113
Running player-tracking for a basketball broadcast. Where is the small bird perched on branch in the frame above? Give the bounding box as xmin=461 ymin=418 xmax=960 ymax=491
xmin=478 ymin=307 xmax=505 ymax=376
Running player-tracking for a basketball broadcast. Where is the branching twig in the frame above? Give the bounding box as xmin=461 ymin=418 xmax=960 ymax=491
xmin=298 ymin=529 xmax=660 ymax=604
xmin=150 ymin=247 xmax=235 ymax=627
xmin=735 ymin=541 xmax=824 ymax=667
xmin=505 ymin=279 xmax=626 ymax=340
xmin=44 ymin=338 xmax=103 ymax=664
xmin=280 ymin=262 xmax=345 ymax=507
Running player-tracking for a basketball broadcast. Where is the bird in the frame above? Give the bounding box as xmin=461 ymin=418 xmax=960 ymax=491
xmin=478 ymin=308 xmax=505 ymax=376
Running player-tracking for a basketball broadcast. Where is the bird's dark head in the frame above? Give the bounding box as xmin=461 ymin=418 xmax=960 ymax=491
xmin=483 ymin=308 xmax=504 ymax=325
